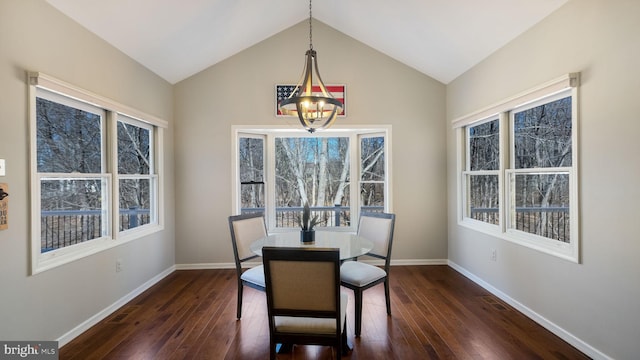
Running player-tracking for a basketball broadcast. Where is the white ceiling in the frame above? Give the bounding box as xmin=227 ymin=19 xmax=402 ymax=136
xmin=45 ymin=0 xmax=568 ymax=85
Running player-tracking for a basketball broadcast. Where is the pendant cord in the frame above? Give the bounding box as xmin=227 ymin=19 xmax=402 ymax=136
xmin=309 ymin=0 xmax=313 ymax=50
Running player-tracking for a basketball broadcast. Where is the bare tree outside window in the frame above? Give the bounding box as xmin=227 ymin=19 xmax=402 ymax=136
xmin=511 ymin=96 xmax=572 ymax=242
xmin=275 ymin=137 xmax=350 ymax=228
xmin=239 ymin=137 xmax=265 ymax=212
xmin=360 ymin=136 xmax=385 ymax=211
xmin=117 ymin=120 xmax=152 ymax=231
xmin=237 ymin=130 xmax=389 ymax=231
xmin=37 ymin=97 xmax=106 ymax=251
xmin=466 ymin=119 xmax=500 ymax=225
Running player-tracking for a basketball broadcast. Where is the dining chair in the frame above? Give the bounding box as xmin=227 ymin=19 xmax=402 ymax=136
xmin=262 ymin=246 xmax=348 ymax=359
xmin=228 ymin=212 xmax=268 ymax=319
xmin=340 ymin=212 xmax=396 ymax=337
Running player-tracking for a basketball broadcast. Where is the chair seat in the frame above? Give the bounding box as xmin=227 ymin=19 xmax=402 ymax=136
xmin=340 ymin=261 xmax=386 ymax=287
xmin=274 ymin=292 xmax=348 ymax=334
xmin=241 ymin=265 xmax=266 ymax=287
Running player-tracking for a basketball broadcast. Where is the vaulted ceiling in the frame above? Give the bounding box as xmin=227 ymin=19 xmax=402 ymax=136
xmin=46 ymin=0 xmax=568 ymax=84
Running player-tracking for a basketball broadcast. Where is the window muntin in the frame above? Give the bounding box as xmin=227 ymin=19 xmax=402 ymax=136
xmin=31 ymin=81 xmax=163 ymax=273
xmin=235 ymin=128 xmax=390 ymax=232
xmin=459 ymin=87 xmax=578 ymax=262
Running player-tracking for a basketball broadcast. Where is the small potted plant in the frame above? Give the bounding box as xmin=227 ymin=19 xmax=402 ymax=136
xmin=299 ymin=202 xmax=320 ymax=243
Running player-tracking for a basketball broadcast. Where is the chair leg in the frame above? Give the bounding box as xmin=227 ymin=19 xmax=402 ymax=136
xmin=341 ymin=320 xmax=351 ymax=355
xmin=270 ymin=341 xmax=277 ymax=360
xmin=354 ymin=289 xmax=363 ymax=337
xmin=384 ymin=279 xmax=391 ymax=315
xmin=236 ymin=282 xmax=243 ymax=319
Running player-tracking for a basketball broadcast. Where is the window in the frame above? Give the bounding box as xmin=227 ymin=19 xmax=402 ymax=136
xmin=36 ymin=94 xmax=109 ymax=252
xmin=238 ymin=135 xmax=265 ymax=213
xmin=464 ymin=119 xmax=500 ymax=226
xmin=456 ymin=74 xmax=579 ymax=262
xmin=117 ymin=116 xmax=157 ymax=232
xmin=234 ymin=127 xmax=391 ymax=232
xmin=29 ymin=73 xmax=166 ymax=274
xmin=360 ymin=135 xmax=386 ymax=212
xmin=508 ymin=95 xmax=572 ymax=243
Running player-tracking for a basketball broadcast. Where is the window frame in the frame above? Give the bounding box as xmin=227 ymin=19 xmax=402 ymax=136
xmin=29 ymin=72 xmax=167 ymax=274
xmin=461 ymin=116 xmax=504 ymax=233
xmin=232 ymin=126 xmax=392 ymax=233
xmin=116 ymin=115 xmax=158 ymax=236
xmin=455 ymin=74 xmax=580 ymax=262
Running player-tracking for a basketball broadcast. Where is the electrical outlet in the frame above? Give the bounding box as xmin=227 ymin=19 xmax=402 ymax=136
xmin=116 ymin=259 xmax=123 ymax=272
xmin=0 ymin=159 xmax=5 ymax=176
xmin=490 ymin=249 xmax=497 ymax=262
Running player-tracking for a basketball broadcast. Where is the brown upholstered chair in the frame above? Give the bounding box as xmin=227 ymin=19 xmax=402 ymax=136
xmin=228 ymin=212 xmax=267 ymax=319
xmin=340 ymin=212 xmax=396 ymax=336
xmin=262 ymin=246 xmax=348 ymax=359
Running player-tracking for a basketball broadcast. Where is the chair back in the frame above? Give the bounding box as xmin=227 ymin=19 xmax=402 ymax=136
xmin=229 ymin=213 xmax=267 ymax=268
xmin=357 ymin=212 xmax=396 ymax=265
xmin=262 ymin=247 xmax=343 ymax=353
xmin=263 ymin=246 xmax=341 ymax=315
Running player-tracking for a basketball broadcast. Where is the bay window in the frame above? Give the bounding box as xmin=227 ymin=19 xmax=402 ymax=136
xmin=234 ymin=127 xmax=391 ymax=232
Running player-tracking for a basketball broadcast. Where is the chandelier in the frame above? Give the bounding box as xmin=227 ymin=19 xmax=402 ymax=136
xmin=278 ymin=0 xmax=343 ymax=133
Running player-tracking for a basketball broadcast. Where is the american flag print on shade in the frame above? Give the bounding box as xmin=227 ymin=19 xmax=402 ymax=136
xmin=276 ymin=84 xmax=346 ymax=116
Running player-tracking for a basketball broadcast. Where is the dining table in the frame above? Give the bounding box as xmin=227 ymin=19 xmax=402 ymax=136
xmin=250 ymin=230 xmax=374 ymax=261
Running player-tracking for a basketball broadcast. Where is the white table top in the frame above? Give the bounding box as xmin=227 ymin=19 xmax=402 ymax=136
xmin=250 ymin=231 xmax=374 ymax=260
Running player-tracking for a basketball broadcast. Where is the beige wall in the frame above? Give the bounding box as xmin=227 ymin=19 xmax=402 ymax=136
xmin=447 ymin=1 xmax=640 ymax=358
xmin=173 ymin=21 xmax=448 ymax=265
xmin=0 ymin=1 xmax=175 ymax=343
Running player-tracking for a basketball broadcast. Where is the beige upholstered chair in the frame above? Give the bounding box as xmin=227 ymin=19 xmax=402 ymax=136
xmin=228 ymin=212 xmax=267 ymax=319
xmin=262 ymin=246 xmax=348 ymax=359
xmin=340 ymin=212 xmax=396 ymax=336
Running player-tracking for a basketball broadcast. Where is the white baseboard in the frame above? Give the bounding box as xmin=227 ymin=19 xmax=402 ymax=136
xmin=57 ymin=265 xmax=176 ymax=347
xmin=447 ymin=260 xmax=611 ymax=360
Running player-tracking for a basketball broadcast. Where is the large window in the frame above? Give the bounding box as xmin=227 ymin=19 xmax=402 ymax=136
xmin=30 ymin=73 xmax=166 ymax=274
xmin=234 ymin=127 xmax=390 ymax=232
xmin=456 ymin=74 xmax=579 ymax=262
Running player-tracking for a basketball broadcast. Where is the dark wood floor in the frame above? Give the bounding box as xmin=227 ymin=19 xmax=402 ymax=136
xmin=60 ymin=265 xmax=589 ymax=359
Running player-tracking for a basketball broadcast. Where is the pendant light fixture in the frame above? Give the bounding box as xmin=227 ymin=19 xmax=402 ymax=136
xmin=278 ymin=0 xmax=343 ymax=133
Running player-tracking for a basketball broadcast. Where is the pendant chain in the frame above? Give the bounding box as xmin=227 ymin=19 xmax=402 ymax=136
xmin=309 ymin=0 xmax=313 ymax=50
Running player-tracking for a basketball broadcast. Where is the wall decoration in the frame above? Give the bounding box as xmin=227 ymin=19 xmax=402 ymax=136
xmin=0 ymin=183 xmax=8 ymax=230
xmin=276 ymin=84 xmax=346 ymax=117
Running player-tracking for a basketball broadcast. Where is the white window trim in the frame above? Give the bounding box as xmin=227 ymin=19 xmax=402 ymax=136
xmin=28 ymin=72 xmax=166 ymax=274
xmin=455 ymin=74 xmax=580 ymax=263
xmin=231 ymin=125 xmax=392 ymax=233
xmin=452 ymin=73 xmax=579 ymax=129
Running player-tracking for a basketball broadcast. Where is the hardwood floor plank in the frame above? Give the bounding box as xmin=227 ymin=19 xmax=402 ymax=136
xmin=59 ymin=266 xmax=590 ymax=359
